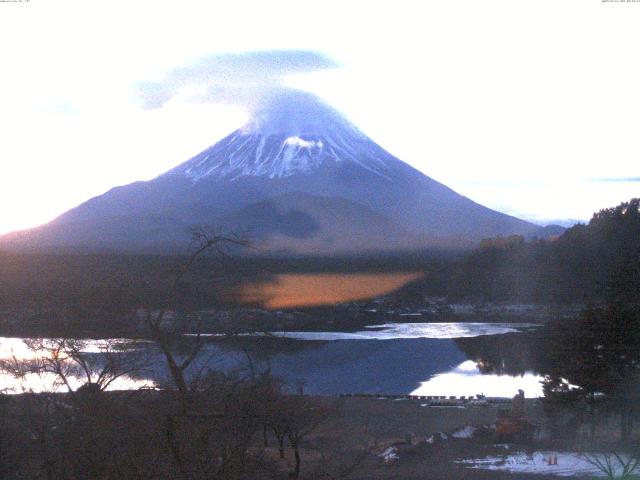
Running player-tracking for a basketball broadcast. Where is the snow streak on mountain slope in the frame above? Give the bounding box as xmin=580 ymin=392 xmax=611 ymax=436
xmin=165 ymin=93 xmax=394 ymax=180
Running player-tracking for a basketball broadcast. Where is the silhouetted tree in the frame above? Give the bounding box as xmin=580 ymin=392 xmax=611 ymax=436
xmin=541 ymin=199 xmax=640 ymax=441
xmin=142 ymin=228 xmax=249 ymax=409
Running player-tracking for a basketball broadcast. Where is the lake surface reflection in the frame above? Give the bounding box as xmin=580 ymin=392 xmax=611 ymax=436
xmin=0 ymin=338 xmax=156 ymax=393
xmin=411 ymin=360 xmax=543 ymax=398
xmin=0 ymin=323 xmax=545 ymax=397
xmin=265 ymin=322 xmax=540 ymax=340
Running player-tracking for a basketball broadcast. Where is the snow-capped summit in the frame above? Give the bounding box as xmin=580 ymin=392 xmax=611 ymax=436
xmin=166 ymin=91 xmax=394 ymax=180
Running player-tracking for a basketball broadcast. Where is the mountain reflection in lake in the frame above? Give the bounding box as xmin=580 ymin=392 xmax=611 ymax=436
xmin=0 ymin=323 xmax=546 ymax=397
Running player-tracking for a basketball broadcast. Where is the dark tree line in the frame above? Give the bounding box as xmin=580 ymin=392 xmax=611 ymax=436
xmin=0 ymin=370 xmax=338 ymax=479
xmin=425 ymin=198 xmax=640 ymax=304
xmin=456 ymin=199 xmax=640 ymax=442
xmin=540 ymin=214 xmax=640 ymax=442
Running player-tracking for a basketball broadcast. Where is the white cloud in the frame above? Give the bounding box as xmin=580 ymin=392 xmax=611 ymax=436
xmin=136 ymin=50 xmax=339 ymax=110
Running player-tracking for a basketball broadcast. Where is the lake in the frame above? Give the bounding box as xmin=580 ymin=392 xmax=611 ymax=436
xmin=0 ymin=322 xmax=546 ymax=398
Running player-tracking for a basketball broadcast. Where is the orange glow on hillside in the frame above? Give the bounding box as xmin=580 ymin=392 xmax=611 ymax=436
xmin=241 ymin=272 xmax=423 ymax=309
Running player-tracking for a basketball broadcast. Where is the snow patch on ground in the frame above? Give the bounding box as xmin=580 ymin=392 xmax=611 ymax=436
xmin=459 ymin=452 xmax=638 ymax=477
xmin=452 ymin=426 xmax=477 ymax=439
xmin=380 ymin=447 xmax=399 ymax=463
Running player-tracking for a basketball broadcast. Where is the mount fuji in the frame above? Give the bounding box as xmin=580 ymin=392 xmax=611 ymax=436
xmin=1 ymin=92 xmax=551 ymax=254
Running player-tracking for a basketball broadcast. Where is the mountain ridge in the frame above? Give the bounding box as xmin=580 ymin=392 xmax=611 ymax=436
xmin=0 ymin=91 xmax=556 ymax=254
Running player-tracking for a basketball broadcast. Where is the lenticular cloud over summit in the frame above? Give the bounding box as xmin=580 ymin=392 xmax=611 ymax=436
xmin=137 ymin=50 xmax=340 ymax=111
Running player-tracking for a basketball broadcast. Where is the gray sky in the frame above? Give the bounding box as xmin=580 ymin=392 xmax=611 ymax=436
xmin=0 ymin=0 xmax=638 ymax=234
